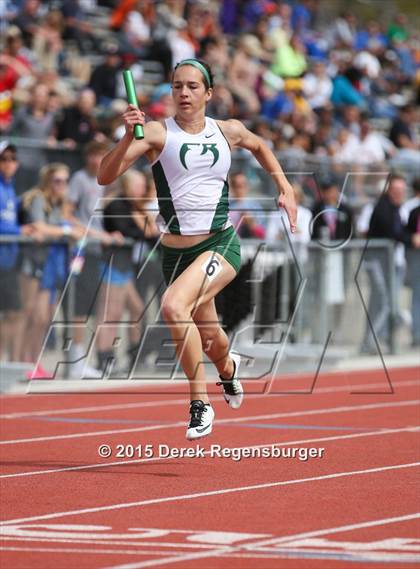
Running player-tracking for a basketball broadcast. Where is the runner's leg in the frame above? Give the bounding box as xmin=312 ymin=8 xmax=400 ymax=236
xmin=161 ymin=251 xmax=236 ymax=403
xmin=192 ymin=298 xmax=234 ymax=379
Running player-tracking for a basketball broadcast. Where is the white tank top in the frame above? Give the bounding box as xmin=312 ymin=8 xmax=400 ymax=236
xmin=151 ymin=116 xmax=232 ymax=235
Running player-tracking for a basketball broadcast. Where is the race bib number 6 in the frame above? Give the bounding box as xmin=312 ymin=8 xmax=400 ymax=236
xmin=201 ymin=256 xmax=222 ymax=281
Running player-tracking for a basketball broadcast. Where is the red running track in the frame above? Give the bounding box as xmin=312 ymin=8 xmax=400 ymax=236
xmin=0 ymin=366 xmax=419 ymax=569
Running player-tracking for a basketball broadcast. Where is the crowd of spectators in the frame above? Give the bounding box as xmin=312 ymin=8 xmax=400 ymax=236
xmin=1 ymin=0 xmax=419 ymax=171
xmin=1 ymin=1 xmax=420 ymax=375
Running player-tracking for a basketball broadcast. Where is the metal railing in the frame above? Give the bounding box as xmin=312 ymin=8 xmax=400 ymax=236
xmin=0 ymin=234 xmax=406 ymax=380
xmin=3 ymin=137 xmax=419 ymax=199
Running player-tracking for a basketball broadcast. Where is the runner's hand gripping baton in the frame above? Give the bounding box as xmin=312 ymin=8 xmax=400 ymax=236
xmin=123 ymin=69 xmax=144 ymax=140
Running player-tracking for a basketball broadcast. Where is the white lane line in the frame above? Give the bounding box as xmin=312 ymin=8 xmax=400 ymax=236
xmin=4 ymin=546 xmax=372 ymax=564
xmin=0 ymin=400 xmax=187 ymax=420
xmin=1 ymin=426 xmax=419 ymax=480
xmin=6 ymin=517 xmax=417 ymax=569
xmin=244 ymin=512 xmax=420 ymax=549
xmin=2 ymin=378 xmax=419 ymax=420
xmin=1 ymin=458 xmax=419 ymax=528
xmin=102 ymin=548 xmax=232 ymax=569
xmin=1 ymin=399 xmax=418 ymax=446
xmin=102 ymin=512 xmax=420 ymax=569
xmin=0 ymin=535 xmax=228 ymax=551
xmin=0 ymin=546 xmax=182 ymax=557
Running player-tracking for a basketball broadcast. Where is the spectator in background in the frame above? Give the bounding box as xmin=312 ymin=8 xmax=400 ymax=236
xmin=122 ymin=0 xmax=173 ymax=79
xmin=206 ymin=83 xmax=235 ymax=120
xmin=330 ymin=127 xmax=359 ymax=164
xmin=362 ymin=175 xmax=416 ymax=353
xmin=0 ymin=1 xmax=20 ymax=34
xmin=47 ymin=88 xmax=63 ymax=117
xmin=303 ymin=59 xmax=333 ymax=110
xmin=12 ymin=82 xmax=56 ymax=144
xmin=96 ymin=169 xmax=158 ymax=375
xmin=389 ymin=104 xmax=419 ymax=151
xmin=405 ymin=204 xmax=420 ymax=347
xmin=311 ymin=115 xmax=335 ymax=157
xmin=200 ymin=36 xmax=230 ymax=82
xmin=32 ymin=9 xmax=64 ymax=73
xmin=357 ymin=116 xmax=386 ymax=164
xmin=89 ymin=42 xmax=121 ymax=107
xmin=338 ymin=105 xmax=361 ymax=137
xmin=0 ymin=40 xmax=32 ymax=133
xmin=11 ymin=82 xmax=56 ymax=190
xmin=331 ymin=63 xmax=365 ymax=108
xmin=229 ymin=172 xmax=266 ymax=239
xmin=291 ymin=0 xmax=313 ymax=35
xmin=66 ymin=140 xmax=119 ymax=379
xmin=283 ymin=78 xmax=312 ymax=116
xmin=18 ymin=163 xmax=84 ymax=377
xmin=124 ymin=0 xmax=155 ymax=48
xmin=401 ymin=177 xmax=420 ymax=222
xmin=167 ymin=20 xmax=196 ymax=64
xmin=156 ymin=0 xmax=186 ymax=33
xmin=185 ymin=2 xmax=219 ymax=47
xmin=387 ymin=13 xmax=409 ymax=44
xmin=268 ymin=1 xmax=292 ymax=49
xmin=311 ymin=180 xmax=353 ymax=243
xmin=0 ymin=141 xmax=39 ymax=362
xmin=2 ymin=24 xmax=33 ymax=71
xmin=328 ymin=11 xmax=356 ymax=48
xmin=272 ymin=34 xmax=307 ymax=78
xmin=252 ymin=14 xmax=276 ymax=57
xmin=61 ymin=0 xmax=98 ymax=54
xmin=56 ymin=88 xmax=99 ymax=148
xmin=332 ymin=116 xmax=386 ymax=167
xmin=355 ymin=20 xmax=388 ymax=52
xmin=12 ymin=0 xmax=43 ymax=47
xmin=110 ymin=0 xmax=137 ymax=31
xmin=0 ymin=25 xmax=34 ymax=134
xmin=311 ymin=179 xmax=354 ymax=341
xmin=353 ymin=43 xmax=382 ymax=82
xmin=146 ymin=83 xmax=175 ymax=121
xmin=228 ymin=34 xmax=265 ymax=117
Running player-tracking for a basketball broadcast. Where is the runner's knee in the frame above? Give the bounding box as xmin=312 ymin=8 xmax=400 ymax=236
xmin=161 ymin=290 xmax=189 ymax=323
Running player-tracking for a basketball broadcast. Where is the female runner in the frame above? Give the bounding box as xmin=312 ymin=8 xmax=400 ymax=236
xmin=98 ymin=59 xmax=297 ymax=439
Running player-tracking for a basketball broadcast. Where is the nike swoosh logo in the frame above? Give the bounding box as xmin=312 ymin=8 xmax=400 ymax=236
xmin=196 ymin=424 xmax=211 ymax=433
xmin=205 ymin=134 xmax=215 ymax=138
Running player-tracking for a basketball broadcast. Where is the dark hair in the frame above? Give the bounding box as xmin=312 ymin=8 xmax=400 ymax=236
xmin=85 ymin=140 xmax=109 ymax=156
xmin=320 ymin=178 xmax=338 ymax=192
xmin=401 ymin=104 xmax=414 ymax=113
xmin=388 ymin=173 xmax=406 ymax=187
xmin=172 ymin=59 xmax=214 ymax=89
xmin=412 ymin=177 xmax=420 ymax=195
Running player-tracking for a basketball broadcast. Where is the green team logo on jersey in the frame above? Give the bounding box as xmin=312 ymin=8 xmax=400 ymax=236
xmin=180 ymin=142 xmax=219 ymax=170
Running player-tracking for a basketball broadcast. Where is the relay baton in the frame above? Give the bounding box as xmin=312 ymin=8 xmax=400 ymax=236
xmin=123 ymin=69 xmax=144 ymax=140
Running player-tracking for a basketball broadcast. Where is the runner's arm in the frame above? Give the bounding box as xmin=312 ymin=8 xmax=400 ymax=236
xmin=222 ymin=119 xmax=297 ymax=232
xmin=97 ymin=107 xmax=163 ymax=185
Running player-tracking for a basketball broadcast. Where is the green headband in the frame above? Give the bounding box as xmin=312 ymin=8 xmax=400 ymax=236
xmin=175 ymin=59 xmax=212 ymax=89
